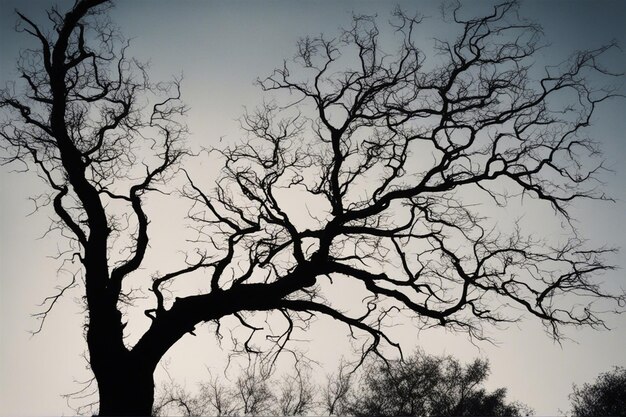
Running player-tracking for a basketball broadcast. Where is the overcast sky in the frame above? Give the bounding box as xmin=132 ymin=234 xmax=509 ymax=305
xmin=1 ymin=1 xmax=625 ymax=415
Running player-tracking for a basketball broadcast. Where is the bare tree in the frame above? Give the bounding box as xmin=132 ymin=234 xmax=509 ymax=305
xmin=276 ymin=365 xmax=316 ymax=415
xmin=1 ymin=0 xmax=189 ymax=414
xmin=152 ymin=381 xmax=203 ymax=417
xmin=324 ymin=360 xmax=355 ymax=416
xmin=1 ymin=0 xmax=624 ymax=415
xmin=197 ymin=373 xmax=240 ymax=416
xmin=153 ymin=362 xmax=315 ymax=416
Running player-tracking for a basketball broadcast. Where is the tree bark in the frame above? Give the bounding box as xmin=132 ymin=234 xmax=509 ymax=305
xmin=85 ymin=296 xmax=157 ymax=416
xmin=95 ymin=359 xmax=155 ymax=416
xmin=87 ymin=312 xmax=155 ymax=415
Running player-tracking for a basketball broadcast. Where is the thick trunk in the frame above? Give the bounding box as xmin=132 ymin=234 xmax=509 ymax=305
xmin=87 ymin=305 xmax=157 ymax=416
xmin=96 ymin=362 xmax=155 ymax=416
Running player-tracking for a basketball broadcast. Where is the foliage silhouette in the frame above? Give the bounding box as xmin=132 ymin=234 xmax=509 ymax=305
xmin=331 ymin=351 xmax=531 ymax=416
xmin=1 ymin=0 xmax=624 ymax=415
xmin=569 ymin=366 xmax=626 ymax=416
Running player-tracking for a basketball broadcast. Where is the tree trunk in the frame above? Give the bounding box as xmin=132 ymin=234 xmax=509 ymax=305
xmin=87 ymin=305 xmax=157 ymax=416
xmin=94 ymin=355 xmax=155 ymax=416
xmin=97 ymin=368 xmax=154 ymax=416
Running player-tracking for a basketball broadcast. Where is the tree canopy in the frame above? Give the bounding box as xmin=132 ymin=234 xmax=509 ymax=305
xmin=334 ymin=351 xmax=531 ymax=416
xmin=0 ymin=0 xmax=624 ymax=415
xmin=569 ymin=367 xmax=626 ymax=416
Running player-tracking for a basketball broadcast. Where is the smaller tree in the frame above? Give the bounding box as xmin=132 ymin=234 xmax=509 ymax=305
xmin=153 ymin=352 xmax=530 ymax=416
xmin=569 ymin=367 xmax=626 ymax=417
xmin=153 ymin=361 xmax=316 ymax=416
xmin=332 ymin=351 xmax=531 ymax=417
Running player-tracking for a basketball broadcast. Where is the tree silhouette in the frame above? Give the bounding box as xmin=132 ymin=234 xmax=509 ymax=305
xmin=153 ymin=360 xmax=316 ymax=416
xmin=329 ymin=351 xmax=531 ymax=416
xmin=569 ymin=367 xmax=626 ymax=416
xmin=1 ymin=0 xmax=624 ymax=415
xmin=152 ymin=352 xmax=529 ymax=416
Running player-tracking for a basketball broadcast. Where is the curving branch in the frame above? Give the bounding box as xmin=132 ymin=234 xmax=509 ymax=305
xmin=1 ymin=1 xmax=623 ymax=415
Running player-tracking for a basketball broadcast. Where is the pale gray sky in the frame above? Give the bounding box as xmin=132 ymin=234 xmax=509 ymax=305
xmin=1 ymin=1 xmax=625 ymax=415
